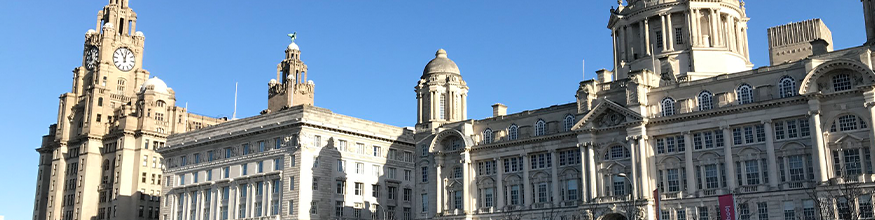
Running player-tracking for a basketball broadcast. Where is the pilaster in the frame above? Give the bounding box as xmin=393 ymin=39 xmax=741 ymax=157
xmin=762 ymin=120 xmax=780 ymax=188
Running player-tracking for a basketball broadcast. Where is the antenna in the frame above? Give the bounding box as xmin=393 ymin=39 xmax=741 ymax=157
xmin=581 ymin=59 xmax=586 ymax=80
xmin=232 ymin=82 xmax=238 ymax=120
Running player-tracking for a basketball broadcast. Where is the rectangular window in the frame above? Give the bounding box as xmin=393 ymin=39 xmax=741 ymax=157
xmin=799 ymin=119 xmax=810 ymax=137
xmin=274 ymin=137 xmax=282 ymax=149
xmin=337 ymin=160 xmax=345 ymax=173
xmin=775 ymin=121 xmax=785 ymax=140
xmin=354 ymin=182 xmax=363 ymax=195
xmin=313 ymin=135 xmax=321 ymax=147
xmin=373 ymin=184 xmax=380 ymax=197
xmin=715 ymin=130 xmax=725 ymax=147
xmin=745 ymin=160 xmax=760 ymax=185
xmin=207 ymin=170 xmax=212 ymax=181
xmin=699 ymin=207 xmax=709 ymax=220
xmin=223 ymin=167 xmax=229 ymax=178
xmin=454 ymin=191 xmax=463 ymax=209
xmin=784 ymin=202 xmax=795 ymax=220
xmin=693 ymin=133 xmax=703 ymax=150
xmin=404 ymin=170 xmax=412 ymax=181
xmin=388 ymin=167 xmax=397 ymax=179
xmin=676 ymin=135 xmax=685 ymax=151
xmin=733 ymin=128 xmax=743 ymax=145
xmin=242 ymin=144 xmax=250 ymax=155
xmin=421 ymin=194 xmax=428 ymax=213
xmin=755 ymin=125 xmax=766 ymax=142
xmin=224 ymin=148 xmax=232 ymax=158
xmin=667 ymin=169 xmax=679 ymax=192
xmin=336 ymin=180 xmax=345 ymax=194
xmin=787 ymin=120 xmax=798 ymax=138
xmin=656 ymin=31 xmax=664 ymax=48
xmin=338 ymin=140 xmax=347 ymax=152
xmin=675 ymin=27 xmax=684 ymax=44
xmin=657 ymin=139 xmax=666 ymax=153
xmin=666 ymin=136 xmax=676 ymax=153
xmin=373 ymin=146 xmax=381 ymax=157
xmin=421 ymin=167 xmax=428 ymax=182
xmin=242 ymin=164 xmax=248 ymax=175
xmin=404 ymin=188 xmax=412 ymax=201
xmin=744 ymin=126 xmax=754 ymax=144
xmin=702 ymin=132 xmax=713 ymax=149
xmin=290 ymin=176 xmax=295 ymax=191
xmin=484 ymin=188 xmax=494 ymax=207
xmin=313 ymin=178 xmax=318 ymax=190
xmin=356 ymin=162 xmax=365 ymax=174
xmin=388 ymin=186 xmax=397 ymax=200
xmin=845 ymin=149 xmax=862 ymax=176
xmin=274 ymin=158 xmax=282 ymax=171
xmin=257 ymin=161 xmax=264 ymax=173
xmin=803 ymin=200 xmax=816 ymax=220
xmin=705 ymin=164 xmax=719 ymax=189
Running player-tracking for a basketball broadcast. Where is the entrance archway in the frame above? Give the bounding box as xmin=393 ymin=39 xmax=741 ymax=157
xmin=600 ymin=213 xmax=628 ymax=220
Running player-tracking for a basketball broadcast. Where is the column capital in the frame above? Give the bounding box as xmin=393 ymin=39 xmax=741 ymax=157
xmin=808 ymin=110 xmax=821 ymax=117
xmin=626 ymin=135 xmax=642 ymax=141
xmin=719 ymin=125 xmax=731 ymax=130
xmin=760 ymin=119 xmax=773 ymax=125
xmin=681 ymin=131 xmax=692 ymax=135
xmin=865 ymin=101 xmax=875 ymax=108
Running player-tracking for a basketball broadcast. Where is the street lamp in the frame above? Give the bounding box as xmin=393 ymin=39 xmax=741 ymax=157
xmin=615 ymin=173 xmax=634 ymax=199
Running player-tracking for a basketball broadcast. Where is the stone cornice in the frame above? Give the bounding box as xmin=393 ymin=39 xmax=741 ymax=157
xmin=647 ymin=96 xmax=807 ymax=125
xmin=469 ymin=132 xmax=576 ymax=153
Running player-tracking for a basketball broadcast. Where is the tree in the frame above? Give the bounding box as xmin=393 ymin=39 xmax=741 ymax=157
xmin=806 ymin=165 xmax=875 ymax=220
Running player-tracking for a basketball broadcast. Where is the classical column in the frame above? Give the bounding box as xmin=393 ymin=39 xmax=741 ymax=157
xmin=522 ymin=154 xmax=532 ymax=207
xmin=579 ymin=144 xmax=590 ymax=202
xmin=550 ymin=150 xmax=560 ymax=206
xmin=666 ymin=12 xmax=674 ymax=51
xmin=683 ymin=132 xmax=696 ymax=195
xmin=436 ymin=163 xmax=443 ymax=212
xmin=462 ymin=154 xmax=471 ymax=212
xmin=709 ymin=9 xmax=717 ymax=47
xmin=809 ymin=99 xmax=829 ymax=182
xmin=586 ymin=145 xmax=598 ymax=200
xmin=495 ymin=158 xmax=505 ymax=209
xmin=640 ymin=20 xmax=647 ymax=57
xmin=462 ymin=94 xmax=467 ymax=120
xmin=612 ymin=28 xmax=619 ymax=70
xmin=640 ymin=137 xmax=653 ymax=199
xmin=625 ymin=26 xmax=633 ymax=61
xmin=644 ymin=19 xmax=651 ymax=55
xmin=628 ymin=136 xmax=639 ymax=200
xmin=660 ymin=14 xmax=667 ymax=51
xmin=685 ymin=11 xmax=693 ymax=47
xmin=692 ymin=9 xmax=700 ymax=47
xmin=722 ymin=126 xmax=738 ymax=190
xmin=763 ymin=120 xmax=780 ymax=188
xmin=865 ymin=91 xmax=875 ymax=175
xmin=619 ymin=26 xmax=627 ymax=62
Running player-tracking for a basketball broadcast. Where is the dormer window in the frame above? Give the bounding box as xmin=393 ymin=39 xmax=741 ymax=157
xmin=508 ymin=125 xmax=519 ymax=140
xmin=779 ymin=76 xmax=796 ymax=98
xmin=661 ymin=98 xmax=676 ymax=116
xmin=535 ymin=120 xmax=546 ymax=136
xmin=736 ymin=84 xmax=753 ymax=104
xmin=698 ymin=91 xmax=713 ymax=111
xmin=564 ymin=115 xmax=575 ymax=132
xmin=482 ymin=129 xmax=493 ymax=144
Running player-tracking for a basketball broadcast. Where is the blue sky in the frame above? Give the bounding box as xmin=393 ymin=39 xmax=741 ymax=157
xmin=0 ymin=0 xmax=865 ymax=219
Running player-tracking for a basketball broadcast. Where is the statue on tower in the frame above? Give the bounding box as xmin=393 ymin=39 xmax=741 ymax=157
xmin=287 ymin=32 xmax=297 ymax=43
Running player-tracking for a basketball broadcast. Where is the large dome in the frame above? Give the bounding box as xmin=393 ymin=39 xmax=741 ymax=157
xmin=140 ymin=77 xmax=170 ymax=94
xmin=422 ymin=49 xmax=460 ymax=77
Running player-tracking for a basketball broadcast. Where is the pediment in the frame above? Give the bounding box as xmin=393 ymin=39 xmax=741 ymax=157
xmin=834 ymin=133 xmax=864 ymax=144
xmin=572 ymin=99 xmax=643 ymax=131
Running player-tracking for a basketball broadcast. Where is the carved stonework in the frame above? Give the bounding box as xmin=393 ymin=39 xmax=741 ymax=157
xmin=597 ymin=111 xmax=626 ymax=128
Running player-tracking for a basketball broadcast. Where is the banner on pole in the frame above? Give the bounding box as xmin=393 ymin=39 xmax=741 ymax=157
xmin=718 ymin=194 xmax=735 ymax=220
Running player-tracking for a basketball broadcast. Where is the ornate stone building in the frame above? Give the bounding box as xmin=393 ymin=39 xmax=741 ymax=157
xmin=414 ymin=1 xmax=875 ymax=220
xmin=157 ymin=41 xmax=417 ymax=220
xmin=31 ymin=1 xmax=226 ymax=220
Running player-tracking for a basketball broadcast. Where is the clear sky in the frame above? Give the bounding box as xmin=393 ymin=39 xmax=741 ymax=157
xmin=0 ymin=0 xmax=865 ymax=219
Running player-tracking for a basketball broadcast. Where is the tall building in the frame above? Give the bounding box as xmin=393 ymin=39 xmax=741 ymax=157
xmin=31 ymin=1 xmax=226 ymax=220
xmin=415 ymin=1 xmax=875 ymax=220
xmin=158 ymin=41 xmax=417 ymax=220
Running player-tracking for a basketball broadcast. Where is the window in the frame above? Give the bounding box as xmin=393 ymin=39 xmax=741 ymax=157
xmin=558 ymin=149 xmax=581 ymax=165
xmin=453 ymin=167 xmax=462 ymax=179
xmin=337 ymin=160 xmax=345 ymax=173
xmin=783 ymin=202 xmax=795 ymax=220
xmin=313 ymin=135 xmax=321 ymax=147
xmin=845 ymin=149 xmax=863 ymax=176
xmin=241 ymin=164 xmax=248 ymax=175
xmin=757 ymin=202 xmax=768 ymax=220
xmin=224 ymin=148 xmax=232 ymax=158
xmin=861 ymin=195 xmax=874 ymax=219
xmin=439 ymin=94 xmax=446 ymax=120
xmin=404 ymin=188 xmax=412 ymax=201
xmin=662 ymin=98 xmax=675 ymax=116
xmin=336 ymin=180 xmax=346 ymax=194
xmin=737 ymin=84 xmax=753 ymax=104
xmin=612 ymin=176 xmax=625 ymax=196
xmin=833 ymin=73 xmax=852 ymax=91
xmin=356 ymin=143 xmax=365 ymax=154
xmin=675 ymin=27 xmax=684 ymax=44
xmin=698 ymin=91 xmax=713 ymax=111
xmin=388 ymin=186 xmax=397 ymax=200
xmin=656 ymin=31 xmax=664 ymax=48
xmin=530 ymin=152 xmax=553 ymax=169
xmin=257 ymin=161 xmax=264 ymax=173
xmin=477 ymin=160 xmax=496 ymax=175
xmin=388 ymin=167 xmax=397 ymax=179
xmin=745 ymin=160 xmax=760 ymax=185
xmin=738 ymin=203 xmax=750 ymax=220
xmin=337 ymin=140 xmax=347 ymax=152
xmin=372 ymin=184 xmax=380 ymax=197
xmin=454 ymin=191 xmax=463 ymax=209
xmin=566 ymin=180 xmax=578 ymax=200
xmin=535 ymin=120 xmax=546 ymax=136
xmin=704 ymin=164 xmax=718 ymax=188
xmin=354 ymin=182 xmax=363 ymax=195
xmin=667 ymin=169 xmax=680 ymax=192
xmin=289 ymin=176 xmax=295 ymax=190
xmin=373 ymin=146 xmax=381 ymax=157
xmin=357 ymin=163 xmax=365 ymax=174
xmin=274 ymin=158 xmax=282 ymax=171
xmin=564 ymin=115 xmax=575 ymax=131
xmin=779 ymin=76 xmax=796 ymax=98
xmin=484 ymin=188 xmax=494 ymax=207
xmin=421 ymin=194 xmax=428 ymax=212
xmin=608 ymin=146 xmax=630 ymax=160
xmin=404 ymin=170 xmax=412 ymax=181
xmin=242 ymin=144 xmax=250 ymax=155
xmin=312 ymin=177 xmax=318 ymax=190
xmin=837 ymin=115 xmax=861 ymax=131
xmin=222 ymin=167 xmax=229 ymax=178
xmin=421 ymin=166 xmax=428 ymax=182
xmin=207 ymin=170 xmax=212 ymax=181
xmin=97 ymin=97 xmax=103 ymax=106
xmin=274 ymin=138 xmax=282 ymax=149
xmin=335 ymin=201 xmax=344 ymax=217
xmin=483 ymin=129 xmax=493 ymax=144
xmin=508 ymin=125 xmax=518 ymax=140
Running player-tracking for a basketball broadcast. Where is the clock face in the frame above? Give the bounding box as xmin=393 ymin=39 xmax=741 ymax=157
xmin=84 ymin=47 xmax=99 ymax=70
xmin=113 ymin=47 xmax=136 ymax=72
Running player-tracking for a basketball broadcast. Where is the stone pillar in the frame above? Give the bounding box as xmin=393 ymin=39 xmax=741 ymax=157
xmin=683 ymin=132 xmax=696 ymax=195
xmin=462 ymin=94 xmax=467 ymax=120
xmin=579 ymin=144 xmax=590 ymax=202
xmin=640 ymin=20 xmax=646 ymax=57
xmin=435 ymin=163 xmax=443 ymax=212
xmin=660 ymin=14 xmax=667 ymax=51
xmin=586 ymin=145 xmax=598 ymax=199
xmin=619 ymin=27 xmax=627 ymax=62
xmin=522 ymin=154 xmax=532 ymax=207
xmin=708 ymin=9 xmax=717 ymax=47
xmin=722 ymin=126 xmax=737 ymax=190
xmin=865 ymin=91 xmax=875 ymax=176
xmin=641 ymin=137 xmax=653 ymax=199
xmin=692 ymin=9 xmax=700 ymax=47
xmin=763 ymin=120 xmax=780 ymax=188
xmin=495 ymin=158 xmax=505 ymax=209
xmin=666 ymin=12 xmax=674 ymax=51
xmin=612 ymin=28 xmax=619 ymax=70
xmin=550 ymin=150 xmax=560 ymax=206
xmin=644 ymin=19 xmax=651 ymax=55
xmin=628 ymin=136 xmax=639 ymax=200
xmin=462 ymin=154 xmax=471 ymax=212
xmin=809 ymin=99 xmax=829 ymax=182
xmin=417 ymin=93 xmax=422 ymax=124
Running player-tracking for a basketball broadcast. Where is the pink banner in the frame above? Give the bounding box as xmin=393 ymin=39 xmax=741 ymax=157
xmin=718 ymin=194 xmax=735 ymax=220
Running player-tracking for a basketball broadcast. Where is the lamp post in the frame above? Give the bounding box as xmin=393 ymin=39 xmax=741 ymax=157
xmin=616 ymin=173 xmax=639 ymax=220
xmin=616 ymin=173 xmax=634 ymax=200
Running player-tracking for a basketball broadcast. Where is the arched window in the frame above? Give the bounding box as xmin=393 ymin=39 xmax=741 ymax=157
xmin=483 ymin=129 xmax=493 ymax=144
xmin=736 ymin=84 xmax=753 ymax=104
xmin=157 ymin=100 xmax=166 ymax=107
xmin=564 ymin=115 xmax=575 ymax=132
xmin=535 ymin=120 xmax=546 ymax=136
xmin=779 ymin=76 xmax=796 ymax=98
xmin=833 ymin=73 xmax=852 ymax=92
xmin=609 ymin=146 xmax=630 ymax=160
xmin=832 ymin=115 xmax=868 ymax=132
xmin=661 ymin=98 xmax=676 ymax=117
xmin=698 ymin=91 xmax=713 ymax=111
xmin=508 ymin=124 xmax=519 ymax=140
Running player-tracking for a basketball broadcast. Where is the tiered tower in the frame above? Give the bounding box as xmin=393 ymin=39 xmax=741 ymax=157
xmin=266 ymin=37 xmax=315 ymax=113
xmin=414 ymin=49 xmax=469 ymax=132
xmin=32 ymin=1 xmax=226 ymax=220
xmin=608 ymin=0 xmax=753 ymax=83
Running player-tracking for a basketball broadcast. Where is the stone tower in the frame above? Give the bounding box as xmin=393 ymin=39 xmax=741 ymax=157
xmin=864 ymin=0 xmax=875 ymax=44
xmin=32 ymin=1 xmax=227 ymax=220
xmin=414 ymin=49 xmax=469 ymax=132
xmin=266 ymin=40 xmax=314 ymax=113
xmin=608 ymin=0 xmax=753 ymax=83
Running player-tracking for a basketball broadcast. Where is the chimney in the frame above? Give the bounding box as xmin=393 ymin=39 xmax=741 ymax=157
xmin=492 ymin=103 xmax=507 ymax=117
xmin=596 ymin=69 xmax=613 ymax=83
xmin=810 ymin=39 xmax=831 ymax=56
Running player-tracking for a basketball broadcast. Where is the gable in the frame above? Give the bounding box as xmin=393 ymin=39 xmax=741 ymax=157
xmin=572 ymin=99 xmax=643 ymax=131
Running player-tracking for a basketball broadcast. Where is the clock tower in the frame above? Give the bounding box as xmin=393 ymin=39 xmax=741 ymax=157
xmin=32 ymin=1 xmax=227 ymax=220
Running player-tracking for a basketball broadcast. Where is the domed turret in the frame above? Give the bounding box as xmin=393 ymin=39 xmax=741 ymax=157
xmin=287 ymin=42 xmax=300 ymax=51
xmin=140 ymin=77 xmax=170 ymax=94
xmin=422 ymin=49 xmax=460 ymax=77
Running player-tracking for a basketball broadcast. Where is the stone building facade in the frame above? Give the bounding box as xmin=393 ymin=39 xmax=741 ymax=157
xmin=157 ymin=43 xmax=416 ymax=220
xmin=414 ymin=1 xmax=875 ymax=220
xmin=31 ymin=1 xmax=227 ymax=220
